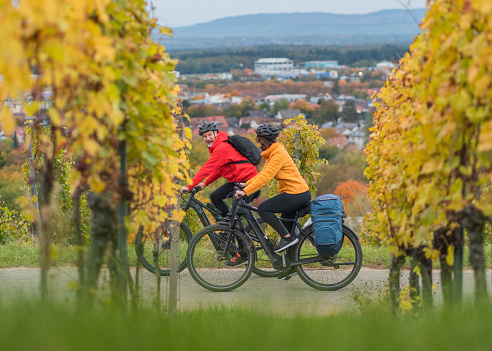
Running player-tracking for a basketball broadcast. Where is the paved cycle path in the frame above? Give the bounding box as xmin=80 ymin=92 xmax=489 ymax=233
xmin=1 ymin=268 xmax=490 ymax=316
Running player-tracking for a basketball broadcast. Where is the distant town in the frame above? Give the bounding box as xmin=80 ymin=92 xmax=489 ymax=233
xmin=0 ymin=56 xmax=395 ymax=153
xmin=174 ymin=57 xmax=395 ymax=150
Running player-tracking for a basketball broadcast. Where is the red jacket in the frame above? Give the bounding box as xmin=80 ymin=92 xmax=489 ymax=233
xmin=187 ymin=131 xmax=258 ymax=190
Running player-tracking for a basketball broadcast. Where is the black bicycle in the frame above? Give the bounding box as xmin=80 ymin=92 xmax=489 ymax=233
xmin=134 ymin=186 xmax=282 ymax=277
xmin=185 ymin=186 xmax=363 ymax=292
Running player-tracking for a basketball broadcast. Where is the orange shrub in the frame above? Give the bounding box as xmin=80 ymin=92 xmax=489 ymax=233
xmin=333 ymin=179 xmax=368 ymax=204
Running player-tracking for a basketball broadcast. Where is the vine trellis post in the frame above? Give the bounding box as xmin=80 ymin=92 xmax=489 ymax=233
xmin=168 ymin=110 xmax=185 ymax=315
xmin=116 ymin=132 xmax=129 ymax=304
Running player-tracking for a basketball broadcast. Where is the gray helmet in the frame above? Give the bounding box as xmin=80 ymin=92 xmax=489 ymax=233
xmin=255 ymin=123 xmax=279 ymax=141
xmin=198 ymin=121 xmax=219 ymax=136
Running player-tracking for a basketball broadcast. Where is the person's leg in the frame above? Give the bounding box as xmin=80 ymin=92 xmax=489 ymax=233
xmin=257 ymin=192 xmax=309 ymax=237
xmin=258 ymin=191 xmax=311 ymax=252
xmin=280 ymin=191 xmax=311 ymax=233
xmin=210 ymin=182 xmax=235 ymax=217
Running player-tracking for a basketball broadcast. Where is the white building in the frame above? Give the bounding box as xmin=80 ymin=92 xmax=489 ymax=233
xmin=264 ymin=94 xmax=306 ymax=103
xmin=254 ymin=58 xmax=294 ymax=78
xmin=375 ymin=61 xmax=396 ymax=70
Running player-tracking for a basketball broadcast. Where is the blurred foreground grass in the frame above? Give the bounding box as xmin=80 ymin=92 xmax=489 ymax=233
xmin=2 ymin=241 xmax=492 ymax=269
xmin=0 ymin=300 xmax=491 ymax=351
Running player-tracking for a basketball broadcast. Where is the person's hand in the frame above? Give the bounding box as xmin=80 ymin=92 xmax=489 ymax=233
xmin=198 ymin=183 xmax=206 ymax=190
xmin=235 ymin=190 xmax=246 ymax=199
xmin=239 ymin=182 xmax=247 ymax=188
xmin=179 ymin=186 xmax=190 ymax=194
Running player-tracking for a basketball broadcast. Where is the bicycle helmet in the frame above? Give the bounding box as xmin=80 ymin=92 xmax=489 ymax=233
xmin=198 ymin=121 xmax=219 ymax=135
xmin=255 ymin=123 xmax=279 ymax=141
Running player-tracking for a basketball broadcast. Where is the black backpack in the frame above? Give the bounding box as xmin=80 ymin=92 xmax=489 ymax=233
xmin=226 ymin=135 xmax=262 ymax=166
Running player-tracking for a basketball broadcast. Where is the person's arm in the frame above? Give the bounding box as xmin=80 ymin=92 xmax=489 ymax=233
xmin=186 ymin=147 xmax=226 ymax=190
xmin=204 ymin=169 xmax=221 ymax=186
xmin=243 ymin=153 xmax=283 ymax=196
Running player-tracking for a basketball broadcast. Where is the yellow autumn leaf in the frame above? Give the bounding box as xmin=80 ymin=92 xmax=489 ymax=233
xmin=16 ymin=196 xmax=30 ymax=208
xmin=82 ymin=138 xmax=100 ymax=157
xmin=94 ymin=0 xmax=110 ymax=22
xmin=21 ymin=208 xmax=37 ymax=222
xmin=172 ymin=209 xmax=186 ymax=223
xmin=160 ymin=26 xmax=173 ymax=36
xmin=49 ymin=108 xmax=61 ymax=126
xmin=0 ymin=106 xmax=16 ymax=134
xmin=446 ymin=244 xmax=455 ymax=267
xmin=93 ymin=35 xmax=115 ymax=61
xmin=184 ymin=126 xmax=192 ymax=140
xmin=24 ymin=101 xmax=40 ymax=117
xmin=90 ymin=176 xmax=106 ymax=193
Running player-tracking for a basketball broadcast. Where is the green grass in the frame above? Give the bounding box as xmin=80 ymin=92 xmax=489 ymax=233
xmin=0 ymin=241 xmax=140 ymax=268
xmin=2 ymin=241 xmax=492 ymax=269
xmin=1 ymin=300 xmax=492 ymax=351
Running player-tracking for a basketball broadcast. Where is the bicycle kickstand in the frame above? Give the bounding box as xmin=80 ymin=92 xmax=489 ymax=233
xmin=281 ymin=251 xmax=286 ymax=268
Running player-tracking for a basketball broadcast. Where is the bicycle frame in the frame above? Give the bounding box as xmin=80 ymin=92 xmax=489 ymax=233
xmin=182 ymin=190 xmax=250 ymax=254
xmin=182 ymin=192 xmax=218 ymax=228
xmin=223 ymin=198 xmax=327 ymax=271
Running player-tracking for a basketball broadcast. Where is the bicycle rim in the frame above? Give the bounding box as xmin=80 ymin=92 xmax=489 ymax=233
xmin=135 ymin=222 xmax=192 ymax=276
xmin=294 ymin=225 xmax=362 ymax=291
xmin=186 ymin=224 xmax=254 ymax=292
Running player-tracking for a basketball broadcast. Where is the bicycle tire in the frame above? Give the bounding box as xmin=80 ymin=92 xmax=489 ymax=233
xmin=244 ymin=218 xmax=283 ymax=278
xmin=135 ymin=222 xmax=193 ymax=276
xmin=186 ymin=224 xmax=254 ymax=292
xmin=293 ymin=224 xmax=362 ymax=291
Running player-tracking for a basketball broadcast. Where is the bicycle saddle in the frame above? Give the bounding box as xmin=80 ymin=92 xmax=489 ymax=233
xmin=296 ymin=202 xmax=311 ymax=218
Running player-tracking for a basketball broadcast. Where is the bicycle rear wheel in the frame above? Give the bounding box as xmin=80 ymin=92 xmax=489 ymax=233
xmin=186 ymin=224 xmax=254 ymax=292
xmin=293 ymin=225 xmax=362 ymax=291
xmin=135 ymin=222 xmax=192 ymax=276
xmin=245 ymin=218 xmax=282 ymax=278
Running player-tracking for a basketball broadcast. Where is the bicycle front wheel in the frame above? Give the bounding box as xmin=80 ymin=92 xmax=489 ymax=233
xmin=186 ymin=224 xmax=254 ymax=292
xmin=294 ymin=225 xmax=362 ymax=291
xmin=135 ymin=222 xmax=193 ymax=276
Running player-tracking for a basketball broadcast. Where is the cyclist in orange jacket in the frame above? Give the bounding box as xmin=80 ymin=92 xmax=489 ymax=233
xmin=235 ymin=123 xmax=311 ymax=252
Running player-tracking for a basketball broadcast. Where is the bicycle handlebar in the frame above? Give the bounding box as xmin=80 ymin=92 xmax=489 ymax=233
xmin=180 ymin=186 xmax=202 ymax=209
xmin=190 ymin=185 xmax=202 ymax=195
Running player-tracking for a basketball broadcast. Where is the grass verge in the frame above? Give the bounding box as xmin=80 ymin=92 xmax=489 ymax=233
xmin=1 ymin=241 xmax=492 ymax=269
xmin=1 ymin=300 xmax=492 ymax=351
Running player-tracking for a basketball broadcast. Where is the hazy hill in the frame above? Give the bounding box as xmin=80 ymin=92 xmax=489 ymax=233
xmin=160 ymin=9 xmax=426 ymax=50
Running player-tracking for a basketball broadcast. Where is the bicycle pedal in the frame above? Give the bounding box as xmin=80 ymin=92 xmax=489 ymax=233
xmin=278 ymin=271 xmax=297 ymax=281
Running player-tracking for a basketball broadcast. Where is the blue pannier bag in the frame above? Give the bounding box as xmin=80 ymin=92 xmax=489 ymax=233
xmin=310 ymin=194 xmax=344 ymax=256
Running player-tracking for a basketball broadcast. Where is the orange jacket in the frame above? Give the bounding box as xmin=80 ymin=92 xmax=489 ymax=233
xmin=244 ymin=142 xmax=309 ymax=196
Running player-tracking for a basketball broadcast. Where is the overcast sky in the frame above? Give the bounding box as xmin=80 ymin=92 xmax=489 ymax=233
xmin=151 ymin=0 xmax=427 ymax=28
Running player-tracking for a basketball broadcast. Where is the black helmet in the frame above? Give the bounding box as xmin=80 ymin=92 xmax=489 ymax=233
xmin=255 ymin=123 xmax=279 ymax=141
xmin=198 ymin=121 xmax=219 ymax=135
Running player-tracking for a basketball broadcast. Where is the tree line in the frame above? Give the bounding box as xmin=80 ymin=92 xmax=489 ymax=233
xmin=174 ymin=44 xmax=409 ymax=74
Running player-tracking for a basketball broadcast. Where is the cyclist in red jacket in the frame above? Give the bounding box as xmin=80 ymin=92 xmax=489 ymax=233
xmin=179 ymin=122 xmax=259 ymax=218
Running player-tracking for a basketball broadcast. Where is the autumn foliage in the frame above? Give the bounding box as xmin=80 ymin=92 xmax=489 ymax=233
xmin=333 ymin=180 xmax=368 ymax=204
xmin=364 ymin=0 xmax=492 ymax=309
